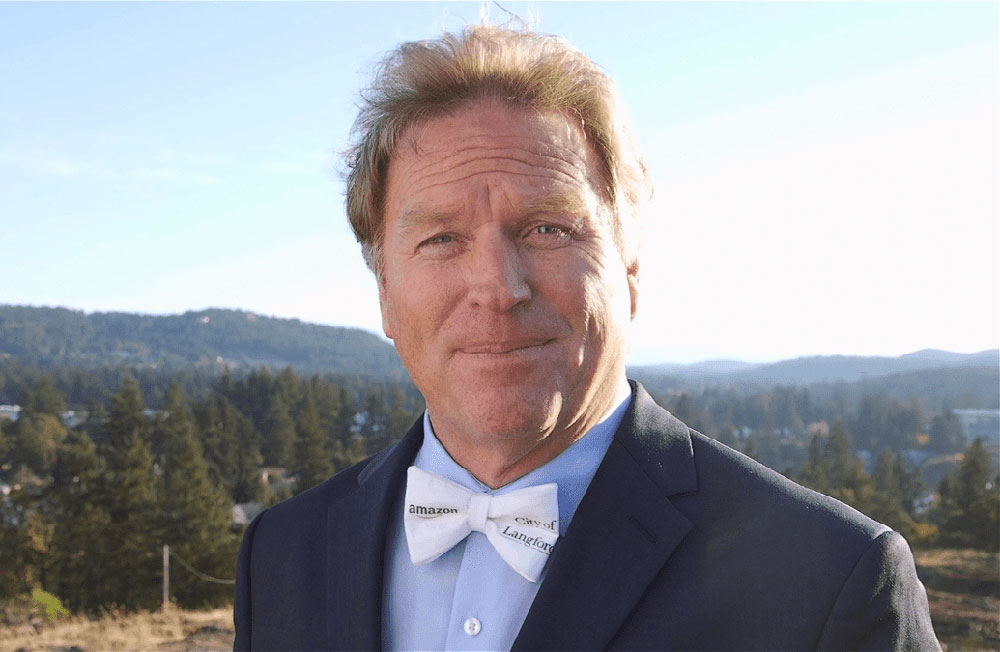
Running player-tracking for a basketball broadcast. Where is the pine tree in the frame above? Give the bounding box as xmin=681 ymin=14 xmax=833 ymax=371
xmin=936 ymin=438 xmax=1000 ymax=551
xmin=196 ymin=396 xmax=263 ymax=503
xmin=868 ymin=449 xmax=917 ymax=538
xmin=387 ymin=386 xmax=418 ymax=443
xmin=99 ymin=378 xmax=160 ymax=610
xmin=798 ymin=432 xmax=831 ymax=492
xmin=796 ymin=421 xmax=873 ymax=514
xmin=229 ymin=407 xmax=263 ymax=503
xmin=22 ymin=374 xmax=66 ymax=417
xmin=46 ymin=432 xmax=114 ymax=613
xmin=929 ymin=409 xmax=965 ymax=454
xmin=294 ymin=393 xmax=334 ymax=494
xmin=157 ymin=384 xmax=237 ymax=608
xmin=261 ymin=394 xmax=296 ymax=468
xmin=0 ymin=418 xmax=7 ymax=464
xmin=5 ymin=413 xmax=67 ymax=475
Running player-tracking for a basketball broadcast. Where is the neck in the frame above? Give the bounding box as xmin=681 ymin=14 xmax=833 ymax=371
xmin=429 ymin=378 xmax=630 ymax=489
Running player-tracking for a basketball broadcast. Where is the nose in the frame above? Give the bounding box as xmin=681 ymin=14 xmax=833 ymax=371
xmin=465 ymin=231 xmax=531 ymax=312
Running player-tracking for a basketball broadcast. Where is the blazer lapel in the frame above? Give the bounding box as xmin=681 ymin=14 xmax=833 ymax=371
xmin=513 ymin=383 xmax=698 ymax=651
xmin=325 ymin=420 xmax=423 ymax=650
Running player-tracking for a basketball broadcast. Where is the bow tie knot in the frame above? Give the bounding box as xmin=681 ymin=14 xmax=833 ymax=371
xmin=403 ymin=466 xmax=560 ymax=582
xmin=467 ymin=493 xmax=491 ymax=533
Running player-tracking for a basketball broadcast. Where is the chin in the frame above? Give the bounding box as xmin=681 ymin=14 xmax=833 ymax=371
xmin=450 ymin=385 xmax=560 ymax=440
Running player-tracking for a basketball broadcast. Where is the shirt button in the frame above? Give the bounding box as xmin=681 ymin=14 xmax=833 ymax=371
xmin=463 ymin=617 xmax=482 ymax=636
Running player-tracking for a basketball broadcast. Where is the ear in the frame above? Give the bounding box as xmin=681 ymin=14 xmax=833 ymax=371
xmin=626 ymin=258 xmax=639 ymax=320
xmin=378 ymin=279 xmax=394 ymax=340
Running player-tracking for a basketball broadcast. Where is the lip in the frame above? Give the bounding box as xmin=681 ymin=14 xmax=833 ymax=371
xmin=456 ymin=340 xmax=553 ymax=355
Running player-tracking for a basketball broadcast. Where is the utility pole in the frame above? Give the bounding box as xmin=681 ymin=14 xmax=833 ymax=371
xmin=162 ymin=544 xmax=170 ymax=611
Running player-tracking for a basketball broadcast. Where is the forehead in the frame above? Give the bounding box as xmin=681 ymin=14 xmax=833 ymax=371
xmin=383 ymin=101 xmax=607 ymax=221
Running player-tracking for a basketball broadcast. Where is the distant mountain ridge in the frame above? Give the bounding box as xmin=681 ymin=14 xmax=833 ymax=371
xmin=631 ymin=349 xmax=998 ymax=386
xmin=1 ymin=304 xmax=996 ymax=390
xmin=0 ymin=305 xmax=406 ymax=379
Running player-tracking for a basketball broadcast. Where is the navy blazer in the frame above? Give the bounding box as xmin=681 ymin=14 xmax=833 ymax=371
xmin=234 ymin=382 xmax=939 ymax=650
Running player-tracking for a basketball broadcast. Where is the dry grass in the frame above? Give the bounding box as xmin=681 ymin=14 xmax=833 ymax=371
xmin=2 ymin=549 xmax=996 ymax=651
xmin=914 ymin=548 xmax=1000 ymax=651
xmin=0 ymin=607 xmax=233 ymax=652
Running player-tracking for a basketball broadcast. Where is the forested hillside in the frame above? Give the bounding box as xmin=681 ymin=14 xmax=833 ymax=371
xmin=0 ymin=305 xmax=406 ymax=378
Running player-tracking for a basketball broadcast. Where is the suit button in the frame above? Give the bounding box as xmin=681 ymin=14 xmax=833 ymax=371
xmin=463 ymin=617 xmax=482 ymax=636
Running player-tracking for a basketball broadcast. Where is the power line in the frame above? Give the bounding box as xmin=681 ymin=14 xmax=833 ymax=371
xmin=169 ymin=549 xmax=235 ymax=585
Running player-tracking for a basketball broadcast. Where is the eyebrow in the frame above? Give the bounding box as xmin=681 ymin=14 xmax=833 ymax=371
xmin=395 ymin=193 xmax=591 ymax=234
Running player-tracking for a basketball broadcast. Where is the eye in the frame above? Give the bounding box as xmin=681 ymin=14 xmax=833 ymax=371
xmin=416 ymin=233 xmax=461 ymax=257
xmin=535 ymin=225 xmax=567 ymax=236
xmin=422 ymin=234 xmax=454 ymax=246
xmin=526 ymin=223 xmax=575 ymax=249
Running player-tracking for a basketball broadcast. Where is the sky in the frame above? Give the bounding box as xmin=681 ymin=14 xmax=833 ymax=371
xmin=1 ymin=2 xmax=997 ymax=365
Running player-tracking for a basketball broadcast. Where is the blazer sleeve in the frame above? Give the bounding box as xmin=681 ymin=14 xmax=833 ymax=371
xmin=816 ymin=530 xmax=940 ymax=651
xmin=233 ymin=511 xmax=266 ymax=652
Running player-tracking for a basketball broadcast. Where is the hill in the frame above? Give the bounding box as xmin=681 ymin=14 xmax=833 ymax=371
xmin=2 ymin=304 xmax=995 ymax=408
xmin=633 ymin=349 xmax=997 ymax=386
xmin=0 ymin=305 xmax=406 ymax=379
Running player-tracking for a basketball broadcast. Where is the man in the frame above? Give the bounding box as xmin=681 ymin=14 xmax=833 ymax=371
xmin=234 ymin=25 xmax=939 ymax=651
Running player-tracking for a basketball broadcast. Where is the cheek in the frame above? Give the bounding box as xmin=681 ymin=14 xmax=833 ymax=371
xmin=386 ymin=268 xmax=455 ymax=340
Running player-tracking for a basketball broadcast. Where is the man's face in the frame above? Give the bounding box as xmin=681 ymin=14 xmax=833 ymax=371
xmin=379 ymin=100 xmax=638 ymax=448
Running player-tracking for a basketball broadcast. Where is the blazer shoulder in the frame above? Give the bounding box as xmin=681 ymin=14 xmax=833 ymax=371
xmin=686 ymin=428 xmax=889 ymax=545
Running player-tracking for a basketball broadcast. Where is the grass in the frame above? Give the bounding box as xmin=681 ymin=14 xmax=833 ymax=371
xmin=0 ymin=606 xmax=234 ymax=652
xmin=914 ymin=548 xmax=1000 ymax=651
xmin=0 ymin=548 xmax=996 ymax=651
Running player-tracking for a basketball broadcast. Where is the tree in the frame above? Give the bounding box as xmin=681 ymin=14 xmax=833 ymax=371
xmin=0 ymin=417 xmax=7 ymax=465
xmin=157 ymin=384 xmax=237 ymax=608
xmin=386 ymin=386 xmax=417 ymax=444
xmin=796 ymin=421 xmax=873 ymax=515
xmin=261 ymin=394 xmax=296 ymax=468
xmin=98 ymin=378 xmax=161 ymax=610
xmin=196 ymin=395 xmax=263 ymax=503
xmin=293 ymin=393 xmax=333 ymax=494
xmin=46 ymin=432 xmax=114 ymax=612
xmin=104 ymin=376 xmax=149 ymax=456
xmin=928 ymin=409 xmax=965 ymax=454
xmin=936 ymin=438 xmax=1000 ymax=551
xmin=867 ymin=449 xmax=922 ymax=542
xmin=21 ymin=375 xmax=66 ymax=417
xmin=5 ymin=413 xmax=67 ymax=475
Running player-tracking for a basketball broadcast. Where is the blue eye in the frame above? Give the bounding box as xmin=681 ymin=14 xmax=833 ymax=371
xmin=536 ymin=225 xmax=566 ymax=235
xmin=421 ymin=234 xmax=454 ymax=246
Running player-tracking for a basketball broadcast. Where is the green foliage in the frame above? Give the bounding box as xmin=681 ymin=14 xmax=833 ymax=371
xmin=935 ymin=439 xmax=1000 ymax=551
xmin=0 ymin=488 xmax=44 ymax=600
xmin=46 ymin=431 xmax=115 ymax=613
xmin=157 ymin=384 xmax=238 ymax=608
xmin=20 ymin=375 xmax=66 ymax=417
xmin=0 ymin=363 xmax=425 ymax=615
xmin=293 ymin=393 xmax=334 ymax=493
xmin=262 ymin=393 xmax=296 ymax=468
xmin=195 ymin=395 xmax=262 ymax=503
xmin=31 ymin=587 xmax=69 ymax=620
xmin=928 ymin=409 xmax=965 ymax=454
xmin=797 ymin=421 xmax=873 ymax=511
xmin=0 ymin=305 xmax=406 ymax=379
xmin=866 ymin=449 xmax=931 ymax=543
xmin=852 ymin=394 xmax=924 ymax=454
xmin=97 ymin=378 xmax=161 ymax=610
xmin=4 ymin=413 xmax=68 ymax=475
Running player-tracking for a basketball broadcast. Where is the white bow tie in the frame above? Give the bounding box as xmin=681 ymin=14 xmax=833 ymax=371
xmin=403 ymin=466 xmax=560 ymax=582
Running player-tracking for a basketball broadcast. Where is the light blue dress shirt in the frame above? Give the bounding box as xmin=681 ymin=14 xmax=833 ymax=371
xmin=382 ymin=381 xmax=632 ymax=651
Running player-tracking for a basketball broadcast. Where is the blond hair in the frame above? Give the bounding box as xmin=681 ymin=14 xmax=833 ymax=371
xmin=344 ymin=24 xmax=651 ymax=278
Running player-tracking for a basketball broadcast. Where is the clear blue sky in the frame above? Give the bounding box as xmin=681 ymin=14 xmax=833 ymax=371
xmin=2 ymin=2 xmax=996 ymax=364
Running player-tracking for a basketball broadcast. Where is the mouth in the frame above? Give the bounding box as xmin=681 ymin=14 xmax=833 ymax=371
xmin=456 ymin=340 xmax=553 ymax=355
